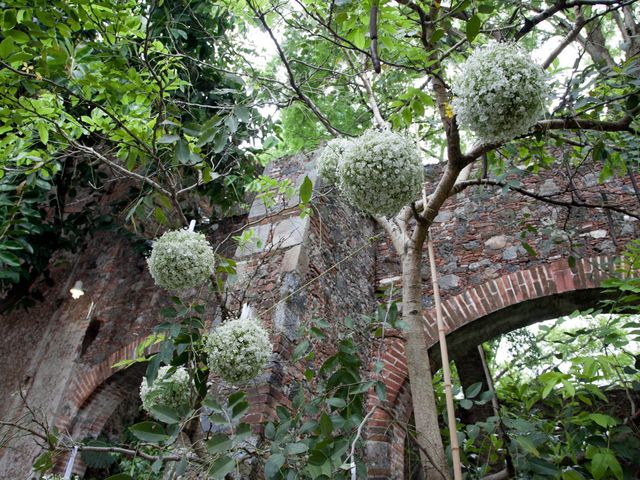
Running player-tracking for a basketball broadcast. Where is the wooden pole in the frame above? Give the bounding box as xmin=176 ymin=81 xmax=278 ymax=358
xmin=427 ymin=232 xmax=463 ymax=480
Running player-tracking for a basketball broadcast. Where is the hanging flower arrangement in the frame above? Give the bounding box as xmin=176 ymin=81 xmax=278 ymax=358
xmin=139 ymin=366 xmax=191 ymax=418
xmin=146 ymin=229 xmax=215 ymax=291
xmin=206 ymin=317 xmax=272 ymax=384
xmin=452 ymin=41 xmax=549 ymax=144
xmin=317 ymin=137 xmax=352 ymax=184
xmin=337 ymin=128 xmax=423 ymax=217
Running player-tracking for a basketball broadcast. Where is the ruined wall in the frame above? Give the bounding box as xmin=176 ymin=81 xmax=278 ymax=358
xmin=0 ymin=150 xmax=638 ymax=479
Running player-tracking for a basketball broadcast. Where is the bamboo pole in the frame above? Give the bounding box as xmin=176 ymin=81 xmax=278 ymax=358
xmin=427 ymin=232 xmax=463 ymax=480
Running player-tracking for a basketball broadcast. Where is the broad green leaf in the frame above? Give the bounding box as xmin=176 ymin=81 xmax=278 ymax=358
xmin=174 ymin=139 xmax=190 ymax=164
xmin=319 ymin=412 xmax=332 ymax=436
xmin=300 ymin=175 xmax=312 ymax=204
xmin=148 ymin=405 xmax=182 ymax=424
xmin=206 ymin=433 xmax=233 ymax=454
xmin=466 ymin=15 xmax=481 ymax=42
xmin=515 ymin=436 xmax=539 ymax=457
xmin=327 ymin=397 xmax=346 ymax=408
xmin=286 ymin=442 xmax=309 ymax=455
xmin=209 ymin=455 xmax=235 ymax=479
xmin=265 ymin=453 xmax=285 ymax=479
xmin=465 ymin=382 xmax=482 ymax=399
xmin=129 ymin=421 xmax=168 ymax=443
xmin=588 ymin=413 xmax=616 ymax=428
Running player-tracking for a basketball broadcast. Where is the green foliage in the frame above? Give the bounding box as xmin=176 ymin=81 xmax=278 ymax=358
xmin=455 ymin=311 xmax=640 ymax=479
xmin=0 ymin=0 xmax=266 ymax=298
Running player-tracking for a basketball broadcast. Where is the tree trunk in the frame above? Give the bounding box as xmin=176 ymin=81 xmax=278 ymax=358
xmin=402 ymin=246 xmax=450 ymax=480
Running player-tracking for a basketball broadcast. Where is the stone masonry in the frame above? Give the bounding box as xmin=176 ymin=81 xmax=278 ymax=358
xmin=0 ymin=151 xmax=638 ymax=478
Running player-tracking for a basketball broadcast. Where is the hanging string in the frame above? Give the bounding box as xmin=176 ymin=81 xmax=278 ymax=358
xmin=63 ymin=445 xmax=78 ymax=480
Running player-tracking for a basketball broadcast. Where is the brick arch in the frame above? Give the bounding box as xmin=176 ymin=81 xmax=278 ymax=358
xmin=55 ymin=338 xmax=159 ymax=435
xmin=366 ymin=255 xmax=620 ymax=478
xmin=56 ymin=363 xmax=146 ymax=476
xmin=422 ymin=255 xmax=617 ymax=348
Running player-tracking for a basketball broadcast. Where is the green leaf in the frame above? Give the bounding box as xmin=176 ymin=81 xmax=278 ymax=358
xmin=286 ymin=442 xmax=309 ymax=455
xmin=465 ymin=382 xmax=482 ymax=399
xmin=561 ymin=469 xmax=586 ymax=480
xmin=459 ymin=398 xmax=473 ymax=410
xmin=293 ymin=340 xmax=310 ymax=361
xmin=157 ymin=134 xmax=180 ymax=144
xmin=515 ymin=436 xmax=540 ymax=457
xmin=327 ymin=397 xmax=346 ymax=408
xmin=521 ymin=241 xmax=537 ymax=258
xmin=319 ymin=412 xmax=333 ymax=436
xmin=478 ymin=4 xmax=494 ymax=13
xmin=591 ymin=452 xmax=608 ymax=479
xmin=174 ymin=139 xmax=190 ymax=164
xmin=466 ymin=15 xmax=481 ymax=43
xmin=265 ymin=453 xmax=285 ymax=479
xmin=0 ymin=251 xmax=21 ymax=267
xmin=148 ymin=405 xmax=182 ymax=424
xmin=206 ymin=433 xmax=233 ymax=454
xmin=300 ymin=175 xmax=313 ymax=204
xmin=204 ymin=396 xmax=224 ymax=412
xmin=528 ymin=458 xmax=559 ymax=475
xmin=213 ymin=130 xmax=228 ymax=153
xmin=236 ymin=105 xmax=251 ymax=122
xmin=104 ymin=475 xmax=134 ymax=480
xmin=32 ymin=451 xmax=53 ymax=473
xmin=129 ymin=421 xmax=168 ymax=443
xmin=225 ymin=114 xmax=238 ymax=133
xmin=588 ymin=413 xmax=617 ymax=428
xmin=209 ymin=455 xmax=235 ymax=479
xmin=265 ymin=422 xmax=276 ymax=440
xmin=430 ymin=29 xmax=445 ymax=43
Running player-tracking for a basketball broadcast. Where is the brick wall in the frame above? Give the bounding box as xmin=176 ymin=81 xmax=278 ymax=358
xmin=1 ymin=150 xmax=638 ymax=479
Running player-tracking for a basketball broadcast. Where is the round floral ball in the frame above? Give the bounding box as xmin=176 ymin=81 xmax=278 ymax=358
xmin=140 ymin=366 xmax=191 ymax=418
xmin=317 ymin=137 xmax=352 ymax=184
xmin=147 ymin=229 xmax=215 ymax=291
xmin=452 ymin=42 xmax=548 ymax=144
xmin=206 ymin=318 xmax=272 ymax=384
xmin=337 ymin=128 xmax=423 ymax=217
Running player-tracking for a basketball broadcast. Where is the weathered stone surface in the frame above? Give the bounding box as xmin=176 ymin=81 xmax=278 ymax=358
xmin=469 ymin=259 xmax=491 ymax=271
xmin=589 ymin=229 xmax=608 ymax=239
xmin=438 ymin=274 xmax=460 ymax=290
xmin=484 ymin=235 xmax=508 ymax=250
xmin=502 ymin=246 xmax=519 ymax=260
xmin=539 ymin=179 xmax=560 ymax=196
xmin=434 ymin=210 xmax=453 ymax=223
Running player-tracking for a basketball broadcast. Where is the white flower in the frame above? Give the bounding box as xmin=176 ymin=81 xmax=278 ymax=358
xmin=206 ymin=317 xmax=272 ymax=384
xmin=452 ymin=42 xmax=549 ymax=144
xmin=140 ymin=366 xmax=191 ymax=419
xmin=337 ymin=128 xmax=423 ymax=216
xmin=147 ymin=229 xmax=215 ymax=291
xmin=317 ymin=137 xmax=352 ymax=184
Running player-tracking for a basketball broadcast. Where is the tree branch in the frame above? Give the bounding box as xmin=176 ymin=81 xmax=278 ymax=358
xmin=247 ymin=0 xmax=345 ymax=137
xmin=514 ymin=0 xmax=626 ymax=40
xmin=451 ymin=178 xmax=640 ymax=219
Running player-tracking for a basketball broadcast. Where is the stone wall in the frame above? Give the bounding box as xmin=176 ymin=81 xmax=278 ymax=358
xmin=0 ymin=150 xmax=638 ymax=479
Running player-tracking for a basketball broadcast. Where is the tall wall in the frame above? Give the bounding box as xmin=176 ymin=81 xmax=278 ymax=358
xmin=0 ymin=150 xmax=638 ymax=478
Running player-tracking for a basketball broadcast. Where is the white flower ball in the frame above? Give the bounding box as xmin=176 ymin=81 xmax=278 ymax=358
xmin=337 ymin=128 xmax=423 ymax=217
xmin=452 ymin=42 xmax=549 ymax=144
xmin=140 ymin=366 xmax=191 ymax=418
xmin=317 ymin=137 xmax=352 ymax=184
xmin=147 ymin=229 xmax=215 ymax=291
xmin=206 ymin=318 xmax=272 ymax=384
